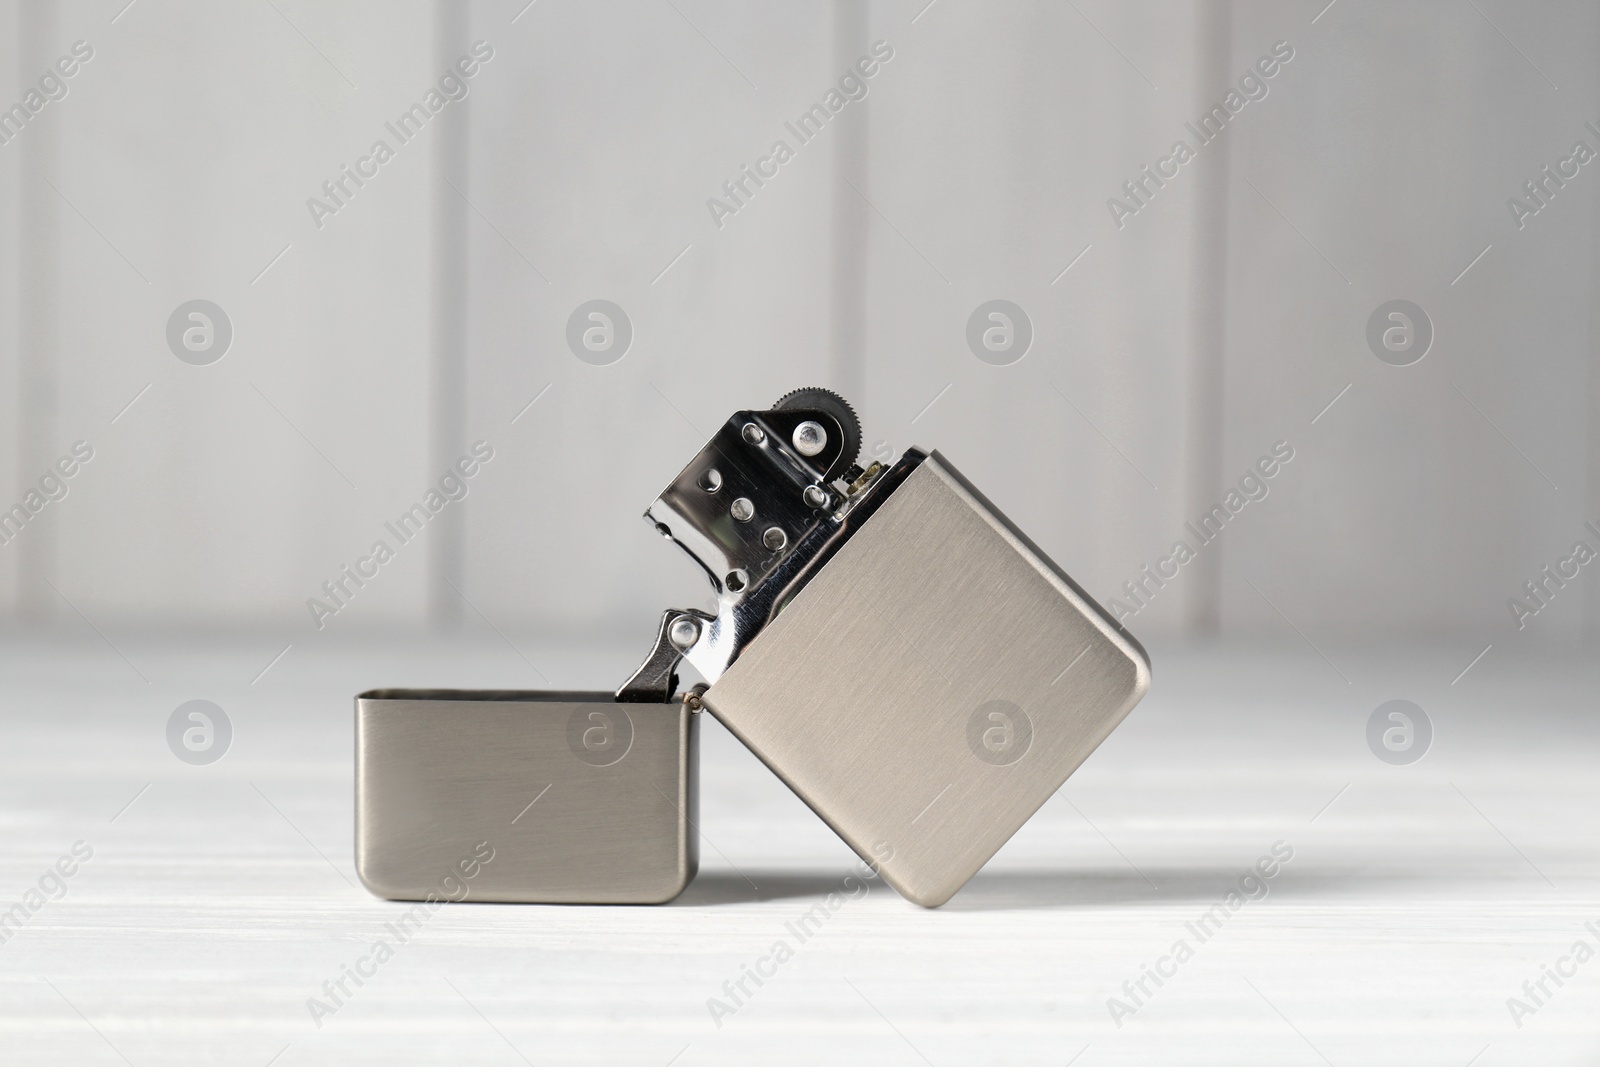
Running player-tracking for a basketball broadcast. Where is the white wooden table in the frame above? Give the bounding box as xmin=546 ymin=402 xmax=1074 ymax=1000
xmin=1 ymin=634 xmax=1594 ymax=1065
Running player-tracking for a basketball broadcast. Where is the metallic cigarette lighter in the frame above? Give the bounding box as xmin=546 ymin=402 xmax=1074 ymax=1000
xmin=355 ymin=387 xmax=1148 ymax=908
xmin=355 ymin=689 xmax=697 ymax=904
xmin=634 ymin=389 xmax=1150 ymax=907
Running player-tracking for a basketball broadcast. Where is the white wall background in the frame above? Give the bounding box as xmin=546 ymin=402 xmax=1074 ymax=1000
xmin=2 ymin=0 xmax=1597 ymax=654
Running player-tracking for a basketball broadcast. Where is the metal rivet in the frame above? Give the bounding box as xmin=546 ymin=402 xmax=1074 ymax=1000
xmin=762 ymin=527 xmax=787 ymax=551
xmin=803 ymin=485 xmax=830 ymax=509
xmin=730 ymin=497 xmax=754 ymax=522
xmin=741 ymin=423 xmax=766 ymax=445
xmin=792 ymin=420 xmax=827 ymax=457
xmin=669 ymin=616 xmax=700 ymax=649
xmin=725 ymin=569 xmax=747 ymax=592
xmin=697 ymin=468 xmax=722 ymax=493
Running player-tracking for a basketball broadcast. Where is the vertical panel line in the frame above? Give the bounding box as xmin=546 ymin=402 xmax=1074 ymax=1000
xmin=1183 ymin=0 xmax=1232 ymax=635
xmin=431 ymin=0 xmax=470 ymax=627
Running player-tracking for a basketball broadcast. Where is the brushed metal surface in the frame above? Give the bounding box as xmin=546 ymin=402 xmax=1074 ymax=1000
xmin=703 ymin=451 xmax=1150 ymax=907
xmin=355 ymin=690 xmax=698 ymax=904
